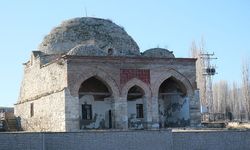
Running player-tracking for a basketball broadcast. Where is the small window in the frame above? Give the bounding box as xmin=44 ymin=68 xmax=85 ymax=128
xmin=108 ymin=48 xmax=113 ymax=55
xmin=82 ymin=104 xmax=92 ymax=120
xmin=136 ymin=104 xmax=144 ymax=118
xmin=30 ymin=103 xmax=34 ymax=117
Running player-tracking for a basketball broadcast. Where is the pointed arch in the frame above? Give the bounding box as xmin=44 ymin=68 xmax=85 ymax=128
xmin=68 ymin=68 xmax=119 ymax=98
xmin=152 ymin=68 xmax=194 ymax=97
xmin=121 ymin=78 xmax=151 ymax=98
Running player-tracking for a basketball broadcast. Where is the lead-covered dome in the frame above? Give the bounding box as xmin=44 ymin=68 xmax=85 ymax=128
xmin=142 ymin=48 xmax=175 ymax=58
xmin=38 ymin=17 xmax=140 ymax=56
xmin=67 ymin=44 xmax=107 ymax=56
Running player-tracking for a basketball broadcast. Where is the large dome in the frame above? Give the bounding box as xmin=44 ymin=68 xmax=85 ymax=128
xmin=38 ymin=17 xmax=140 ymax=56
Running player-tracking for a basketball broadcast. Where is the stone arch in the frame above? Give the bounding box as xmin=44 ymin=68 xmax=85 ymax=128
xmin=69 ymin=68 xmax=119 ymax=98
xmin=152 ymin=68 xmax=194 ymax=97
xmin=121 ymin=78 xmax=151 ymax=98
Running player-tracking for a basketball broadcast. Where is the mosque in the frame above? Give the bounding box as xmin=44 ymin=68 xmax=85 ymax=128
xmin=14 ymin=17 xmax=200 ymax=131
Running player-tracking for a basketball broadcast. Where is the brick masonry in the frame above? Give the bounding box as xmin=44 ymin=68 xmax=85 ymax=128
xmin=120 ymin=69 xmax=150 ymax=87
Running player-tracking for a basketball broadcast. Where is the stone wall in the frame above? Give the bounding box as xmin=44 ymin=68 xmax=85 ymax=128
xmin=15 ymin=90 xmax=66 ymax=132
xmin=18 ymin=57 xmax=67 ymax=103
xmin=0 ymin=133 xmax=44 ymax=150
xmin=173 ymin=130 xmax=250 ymax=150
xmin=0 ymin=130 xmax=250 ymax=150
xmin=0 ymin=130 xmax=173 ymax=150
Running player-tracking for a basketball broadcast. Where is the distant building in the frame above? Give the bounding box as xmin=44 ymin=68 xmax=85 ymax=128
xmin=15 ymin=17 xmax=200 ymax=131
xmin=0 ymin=107 xmax=14 ymax=113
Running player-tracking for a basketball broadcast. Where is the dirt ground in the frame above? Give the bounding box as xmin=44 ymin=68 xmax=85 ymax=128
xmin=227 ymin=122 xmax=250 ymax=130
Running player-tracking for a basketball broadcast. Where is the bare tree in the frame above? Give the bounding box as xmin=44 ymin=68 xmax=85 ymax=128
xmin=242 ymin=59 xmax=250 ymax=120
xmin=190 ymin=40 xmax=250 ymax=122
xmin=189 ymin=41 xmax=198 ymax=58
xmin=231 ymin=82 xmax=241 ymax=120
xmin=212 ymin=82 xmax=220 ymax=113
xmin=213 ymin=81 xmax=229 ymax=113
xmin=189 ymin=39 xmax=207 ymax=112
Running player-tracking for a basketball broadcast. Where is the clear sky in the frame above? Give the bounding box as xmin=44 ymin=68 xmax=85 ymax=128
xmin=1 ymin=0 xmax=250 ymax=107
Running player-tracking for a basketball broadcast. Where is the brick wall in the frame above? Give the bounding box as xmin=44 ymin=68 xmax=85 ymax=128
xmin=120 ymin=69 xmax=150 ymax=87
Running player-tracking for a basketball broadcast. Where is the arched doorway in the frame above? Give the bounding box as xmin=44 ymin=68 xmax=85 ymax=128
xmin=127 ymin=85 xmax=145 ymax=129
xmin=78 ymin=76 xmax=113 ymax=129
xmin=158 ymin=77 xmax=190 ymax=128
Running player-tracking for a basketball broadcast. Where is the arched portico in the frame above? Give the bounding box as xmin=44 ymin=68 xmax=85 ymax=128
xmin=152 ymin=69 xmax=196 ymax=128
xmin=152 ymin=69 xmax=194 ymax=97
xmin=121 ymin=78 xmax=151 ymax=98
xmin=158 ymin=77 xmax=190 ymax=127
xmin=121 ymin=78 xmax=152 ymax=129
xmin=69 ymin=68 xmax=120 ymax=98
xmin=67 ymin=68 xmax=121 ymax=130
xmin=78 ymin=76 xmax=114 ymax=129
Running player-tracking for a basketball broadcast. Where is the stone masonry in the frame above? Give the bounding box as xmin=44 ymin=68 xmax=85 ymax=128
xmin=0 ymin=130 xmax=249 ymax=150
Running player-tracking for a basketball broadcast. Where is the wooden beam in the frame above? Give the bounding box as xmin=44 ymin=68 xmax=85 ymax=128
xmin=79 ymin=92 xmax=111 ymax=96
xmin=128 ymin=93 xmax=143 ymax=96
xmin=159 ymin=92 xmax=184 ymax=96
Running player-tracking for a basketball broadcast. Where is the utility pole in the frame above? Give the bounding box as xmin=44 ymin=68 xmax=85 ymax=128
xmin=200 ymin=52 xmax=217 ymax=114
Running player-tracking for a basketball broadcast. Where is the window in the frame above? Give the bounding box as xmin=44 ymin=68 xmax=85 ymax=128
xmin=108 ymin=48 xmax=113 ymax=55
xmin=30 ymin=103 xmax=34 ymax=117
xmin=82 ymin=104 xmax=92 ymax=120
xmin=136 ymin=104 xmax=143 ymax=118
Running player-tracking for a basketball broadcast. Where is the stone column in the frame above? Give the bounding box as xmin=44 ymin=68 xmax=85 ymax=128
xmin=151 ymin=96 xmax=160 ymax=129
xmin=64 ymin=88 xmax=80 ymax=132
xmin=189 ymin=90 xmax=201 ymax=126
xmin=113 ymin=97 xmax=128 ymax=129
xmin=143 ymin=96 xmax=152 ymax=129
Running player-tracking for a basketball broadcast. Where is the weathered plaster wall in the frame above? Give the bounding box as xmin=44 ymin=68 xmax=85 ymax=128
xmin=15 ymin=90 xmax=66 ymax=132
xmin=159 ymin=96 xmax=190 ymax=127
xmin=127 ymin=98 xmax=143 ymax=118
xmin=127 ymin=98 xmax=144 ymax=129
xmin=79 ymin=95 xmax=112 ymax=129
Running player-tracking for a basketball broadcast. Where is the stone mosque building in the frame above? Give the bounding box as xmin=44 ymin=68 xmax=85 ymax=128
xmin=14 ymin=17 xmax=200 ymax=132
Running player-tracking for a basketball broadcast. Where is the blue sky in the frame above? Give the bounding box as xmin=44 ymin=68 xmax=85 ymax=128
xmin=1 ymin=0 xmax=250 ymax=106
